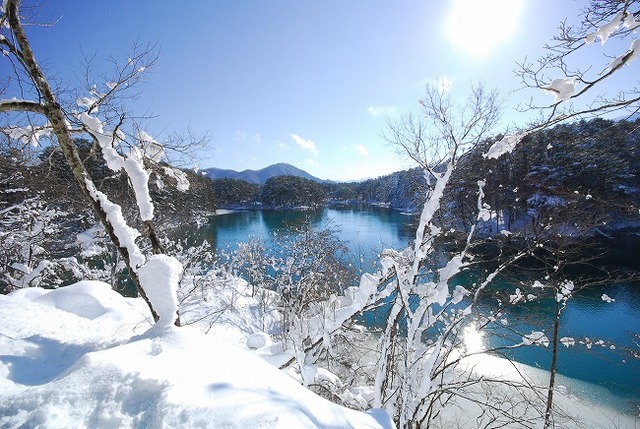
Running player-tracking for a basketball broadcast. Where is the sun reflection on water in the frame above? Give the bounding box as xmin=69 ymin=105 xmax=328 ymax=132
xmin=462 ymin=323 xmax=484 ymax=354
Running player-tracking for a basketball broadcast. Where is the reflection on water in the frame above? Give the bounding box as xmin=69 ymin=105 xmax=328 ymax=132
xmin=463 ymin=323 xmax=485 ymax=354
xmin=199 ymin=206 xmax=416 ymax=271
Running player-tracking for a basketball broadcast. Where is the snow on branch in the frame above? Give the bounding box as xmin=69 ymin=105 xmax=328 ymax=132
xmin=585 ymin=11 xmax=624 ymax=44
xmin=542 ymin=77 xmax=577 ymax=103
xmin=138 ymin=254 xmax=183 ymax=326
xmin=84 ymin=179 xmax=145 ymax=270
xmin=77 ymin=110 xmax=155 ymax=221
xmin=3 ymin=124 xmax=51 ymax=147
xmin=0 ymin=99 xmax=46 ymax=114
xmin=484 ymin=132 xmax=527 ymax=160
xmin=607 ymin=38 xmax=640 ymax=70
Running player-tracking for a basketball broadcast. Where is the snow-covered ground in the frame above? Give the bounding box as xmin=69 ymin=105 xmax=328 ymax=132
xmin=1 ymin=280 xmax=638 ymax=428
xmin=0 ymin=281 xmax=392 ymax=428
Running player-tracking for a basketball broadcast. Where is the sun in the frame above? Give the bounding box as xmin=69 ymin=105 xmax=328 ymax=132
xmin=444 ymin=0 xmax=524 ymax=57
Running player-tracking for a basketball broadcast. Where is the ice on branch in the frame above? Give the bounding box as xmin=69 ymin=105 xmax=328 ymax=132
xmin=543 ymin=77 xmax=576 ymax=103
xmin=451 ymin=285 xmax=469 ymax=305
xmin=608 ymin=38 xmax=640 ymax=70
xmin=484 ymin=132 xmax=526 ymax=159
xmin=509 ymin=288 xmax=524 ymax=304
xmin=124 ymin=149 xmax=154 ymax=220
xmin=586 ymin=12 xmax=624 ymax=44
xmin=438 ymin=255 xmax=465 ymax=284
xmin=137 ymin=254 xmax=182 ymax=327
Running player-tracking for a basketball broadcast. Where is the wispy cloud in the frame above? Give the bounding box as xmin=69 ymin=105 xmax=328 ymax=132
xmin=351 ymin=144 xmax=369 ymax=156
xmin=366 ymin=105 xmax=399 ymax=118
xmin=290 ymin=134 xmax=319 ymax=156
xmin=305 ymin=158 xmax=318 ymax=167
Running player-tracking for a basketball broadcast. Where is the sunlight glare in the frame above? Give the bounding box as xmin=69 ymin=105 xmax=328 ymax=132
xmin=463 ymin=323 xmax=484 ymax=354
xmin=444 ymin=0 xmax=524 ymax=57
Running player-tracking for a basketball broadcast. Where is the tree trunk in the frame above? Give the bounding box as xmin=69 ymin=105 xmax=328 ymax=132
xmin=544 ymin=295 xmax=561 ymax=428
xmin=7 ymin=0 xmax=159 ymax=322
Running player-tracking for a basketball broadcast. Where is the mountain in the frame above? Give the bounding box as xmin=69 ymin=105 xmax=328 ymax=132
xmin=201 ymin=163 xmax=323 ymax=185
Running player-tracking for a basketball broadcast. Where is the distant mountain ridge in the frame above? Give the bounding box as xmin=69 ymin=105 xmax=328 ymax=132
xmin=202 ymin=163 xmax=323 ymax=185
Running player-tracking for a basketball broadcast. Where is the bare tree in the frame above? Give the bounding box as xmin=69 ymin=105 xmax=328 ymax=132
xmin=514 ymin=1 xmax=639 ymax=131
xmin=372 ymin=81 xmax=512 ymax=428
xmin=0 ymin=0 xmax=184 ymax=325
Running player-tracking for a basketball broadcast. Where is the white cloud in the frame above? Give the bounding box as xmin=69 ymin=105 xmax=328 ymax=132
xmin=305 ymin=158 xmax=318 ymax=167
xmin=366 ymin=105 xmax=399 ymax=118
xmin=351 ymin=144 xmax=369 ymax=156
xmin=290 ymin=133 xmax=319 ymax=156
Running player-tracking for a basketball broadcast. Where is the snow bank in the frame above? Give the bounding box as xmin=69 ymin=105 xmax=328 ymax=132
xmin=0 ymin=284 xmax=393 ymax=429
xmin=9 ymin=281 xmax=151 ymax=326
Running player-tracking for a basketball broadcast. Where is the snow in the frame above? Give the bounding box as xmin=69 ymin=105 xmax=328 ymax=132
xmin=623 ymin=12 xmax=640 ymax=31
xmin=78 ymin=111 xmax=155 ymax=221
xmin=76 ymin=223 xmax=107 ymax=257
xmin=586 ymin=12 xmax=624 ymax=44
xmin=521 ymin=330 xmax=550 ymax=347
xmin=543 ymin=77 xmax=576 ymax=102
xmin=84 ymin=179 xmax=146 ymax=270
xmin=163 ymin=166 xmax=190 ymax=192
xmin=484 ymin=132 xmax=526 ymax=159
xmin=0 ymin=283 xmax=393 ymax=429
xmin=138 ymin=130 xmax=166 ymax=162
xmin=10 ymin=281 xmax=149 ymax=325
xmin=4 ymin=124 xmax=52 ymax=147
xmin=137 ymin=254 xmax=182 ymax=327
xmin=123 ymin=150 xmax=154 ymax=221
xmin=450 ymin=353 xmax=639 ymax=429
xmin=608 ymin=38 xmax=640 ymax=70
xmin=246 ymin=332 xmax=272 ymax=349
xmin=601 ymin=293 xmax=615 ymax=303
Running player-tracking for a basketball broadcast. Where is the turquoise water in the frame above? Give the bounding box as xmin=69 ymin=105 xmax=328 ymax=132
xmin=197 ymin=206 xmax=640 ymax=413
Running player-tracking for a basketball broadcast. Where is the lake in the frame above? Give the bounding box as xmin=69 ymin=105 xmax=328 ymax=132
xmin=197 ymin=205 xmax=640 ymax=414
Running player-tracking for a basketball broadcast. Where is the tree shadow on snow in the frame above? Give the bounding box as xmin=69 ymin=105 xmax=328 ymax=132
xmin=0 ymin=335 xmax=90 ymax=386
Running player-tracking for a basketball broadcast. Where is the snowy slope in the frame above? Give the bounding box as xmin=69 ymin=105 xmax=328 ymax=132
xmin=0 ymin=282 xmax=392 ymax=429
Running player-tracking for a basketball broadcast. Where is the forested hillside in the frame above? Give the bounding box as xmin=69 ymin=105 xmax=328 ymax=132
xmin=0 ymin=140 xmax=215 ymax=292
xmin=212 ymin=118 xmax=640 ymax=236
xmin=446 ymin=118 xmax=640 ymax=235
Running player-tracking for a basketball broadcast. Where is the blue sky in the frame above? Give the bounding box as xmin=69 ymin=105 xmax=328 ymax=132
xmin=22 ymin=0 xmax=637 ymax=181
